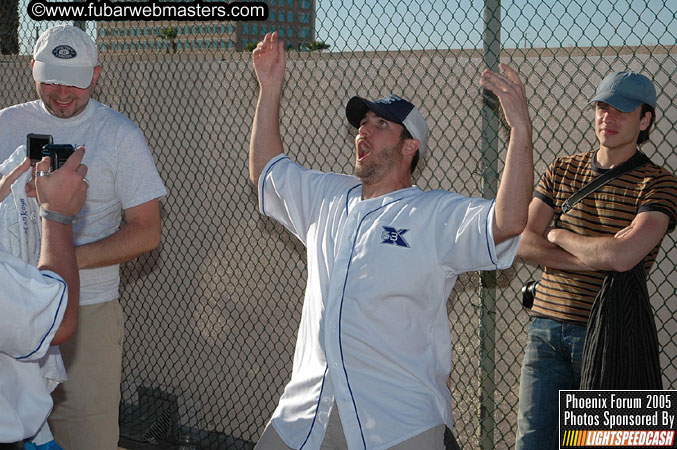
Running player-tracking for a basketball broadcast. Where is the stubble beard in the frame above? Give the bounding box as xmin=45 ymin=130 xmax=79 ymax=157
xmin=354 ymin=142 xmax=402 ymax=185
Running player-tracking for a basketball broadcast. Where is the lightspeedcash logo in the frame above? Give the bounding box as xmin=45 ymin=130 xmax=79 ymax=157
xmin=27 ymin=0 xmax=268 ymax=21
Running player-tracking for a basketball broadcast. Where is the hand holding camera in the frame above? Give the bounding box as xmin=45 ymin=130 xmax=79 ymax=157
xmin=34 ymin=146 xmax=89 ymax=221
xmin=26 ymin=134 xmax=76 ymax=171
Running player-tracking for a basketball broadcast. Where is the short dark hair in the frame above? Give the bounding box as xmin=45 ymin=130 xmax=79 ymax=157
xmin=400 ymin=128 xmax=419 ymax=174
xmin=637 ymin=103 xmax=655 ymax=145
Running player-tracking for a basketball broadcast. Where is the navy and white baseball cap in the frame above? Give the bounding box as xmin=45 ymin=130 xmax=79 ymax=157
xmin=33 ymin=25 xmax=98 ymax=89
xmin=346 ymin=94 xmax=430 ymax=156
xmin=590 ymin=71 xmax=656 ymax=112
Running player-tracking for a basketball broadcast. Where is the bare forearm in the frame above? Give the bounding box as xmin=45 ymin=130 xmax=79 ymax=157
xmin=480 ymin=64 xmax=534 ymax=244
xmin=494 ymin=127 xmax=533 ymax=243
xmin=38 ymin=221 xmax=79 ymax=344
xmin=76 ymin=220 xmax=160 ymax=269
xmin=249 ymin=87 xmax=284 ymax=184
xmin=250 ymin=33 xmax=287 ymax=185
xmin=518 ymin=229 xmax=592 ymax=271
xmin=76 ymin=200 xmax=162 ymax=269
xmin=547 ymin=229 xmax=631 ymax=272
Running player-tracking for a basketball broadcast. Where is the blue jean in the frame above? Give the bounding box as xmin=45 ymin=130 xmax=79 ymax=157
xmin=24 ymin=441 xmax=63 ymax=450
xmin=515 ymin=317 xmax=587 ymax=450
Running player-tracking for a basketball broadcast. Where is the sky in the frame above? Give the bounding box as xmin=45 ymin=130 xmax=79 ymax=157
xmin=14 ymin=0 xmax=677 ymax=54
xmin=314 ymin=0 xmax=677 ymax=51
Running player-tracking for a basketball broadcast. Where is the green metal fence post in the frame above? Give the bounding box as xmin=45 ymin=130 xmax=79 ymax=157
xmin=479 ymin=0 xmax=501 ymax=448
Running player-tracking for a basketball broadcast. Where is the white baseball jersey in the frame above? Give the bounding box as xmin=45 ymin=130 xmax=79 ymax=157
xmin=259 ymin=155 xmax=519 ymax=450
xmin=0 ymin=251 xmax=67 ymax=441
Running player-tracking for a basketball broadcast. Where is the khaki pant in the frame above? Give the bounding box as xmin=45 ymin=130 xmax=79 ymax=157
xmin=255 ymin=405 xmax=445 ymax=450
xmin=49 ymin=300 xmax=124 ymax=450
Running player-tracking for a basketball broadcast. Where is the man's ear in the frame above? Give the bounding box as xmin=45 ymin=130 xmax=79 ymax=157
xmin=639 ymin=109 xmax=652 ymax=131
xmin=402 ymin=138 xmax=420 ymax=157
xmin=90 ymin=65 xmax=101 ymax=88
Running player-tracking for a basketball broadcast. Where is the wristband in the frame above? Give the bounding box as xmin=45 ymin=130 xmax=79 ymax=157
xmin=39 ymin=207 xmax=75 ymax=225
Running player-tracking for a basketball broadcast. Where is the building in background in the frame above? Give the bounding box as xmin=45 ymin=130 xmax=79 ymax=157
xmin=96 ymin=0 xmax=315 ymax=53
xmin=237 ymin=0 xmax=314 ymax=51
xmin=97 ymin=21 xmax=237 ymax=53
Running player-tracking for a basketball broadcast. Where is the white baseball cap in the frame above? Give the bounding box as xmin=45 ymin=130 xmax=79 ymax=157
xmin=32 ymin=25 xmax=98 ymax=89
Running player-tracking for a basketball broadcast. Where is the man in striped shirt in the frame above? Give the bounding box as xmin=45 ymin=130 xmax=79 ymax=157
xmin=515 ymin=71 xmax=677 ymax=450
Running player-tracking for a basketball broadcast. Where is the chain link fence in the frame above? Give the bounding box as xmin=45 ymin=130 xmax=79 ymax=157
xmin=1 ymin=0 xmax=676 ymax=448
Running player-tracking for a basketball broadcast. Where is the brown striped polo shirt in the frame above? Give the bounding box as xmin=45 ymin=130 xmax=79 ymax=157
xmin=531 ymin=150 xmax=677 ymax=325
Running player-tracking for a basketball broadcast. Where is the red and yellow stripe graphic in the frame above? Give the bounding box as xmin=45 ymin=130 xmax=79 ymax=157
xmin=562 ymin=430 xmax=589 ymax=446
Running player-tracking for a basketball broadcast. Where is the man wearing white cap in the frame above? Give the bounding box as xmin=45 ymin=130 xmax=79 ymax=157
xmin=249 ymin=32 xmax=534 ymax=450
xmin=515 ymin=72 xmax=677 ymax=450
xmin=0 ymin=25 xmax=167 ymax=449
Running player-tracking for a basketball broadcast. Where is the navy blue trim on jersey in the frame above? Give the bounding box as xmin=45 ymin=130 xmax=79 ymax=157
xmin=260 ymin=155 xmax=290 ymax=217
xmin=338 ymin=196 xmax=405 ymax=450
xmin=485 ymin=199 xmax=498 ymax=268
xmin=299 ymin=365 xmax=329 ymax=450
xmin=16 ymin=272 xmax=67 ymax=360
xmin=345 ymin=184 xmax=361 ymax=215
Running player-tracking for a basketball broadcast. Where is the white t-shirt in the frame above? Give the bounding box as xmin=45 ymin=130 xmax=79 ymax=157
xmin=0 ymin=251 xmax=67 ymax=442
xmin=0 ymin=99 xmax=167 ymax=305
xmin=259 ymin=155 xmax=519 ymax=450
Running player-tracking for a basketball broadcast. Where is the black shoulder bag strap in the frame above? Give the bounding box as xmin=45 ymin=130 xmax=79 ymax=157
xmin=561 ymin=151 xmax=650 ymax=214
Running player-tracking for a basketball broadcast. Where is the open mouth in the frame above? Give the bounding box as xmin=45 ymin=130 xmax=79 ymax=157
xmin=357 ymin=140 xmax=371 ymax=161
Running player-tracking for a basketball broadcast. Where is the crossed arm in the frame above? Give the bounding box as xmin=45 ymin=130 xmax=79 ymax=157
xmin=517 ymin=197 xmax=670 ymax=272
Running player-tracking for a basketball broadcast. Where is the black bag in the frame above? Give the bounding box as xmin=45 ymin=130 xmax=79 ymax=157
xmin=580 ymin=262 xmax=663 ymax=390
xmin=444 ymin=427 xmax=462 ymax=450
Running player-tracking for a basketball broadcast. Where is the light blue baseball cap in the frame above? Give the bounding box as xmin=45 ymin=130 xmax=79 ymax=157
xmin=590 ymin=71 xmax=656 ymax=112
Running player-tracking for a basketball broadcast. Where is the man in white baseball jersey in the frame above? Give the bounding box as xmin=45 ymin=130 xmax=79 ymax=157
xmin=249 ymin=32 xmax=533 ymax=450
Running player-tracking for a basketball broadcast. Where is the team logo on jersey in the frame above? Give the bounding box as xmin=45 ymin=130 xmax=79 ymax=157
xmin=381 ymin=226 xmax=410 ymax=248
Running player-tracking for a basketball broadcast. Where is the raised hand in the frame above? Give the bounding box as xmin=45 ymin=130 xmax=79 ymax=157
xmin=480 ymin=64 xmax=532 ymax=137
xmin=482 ymin=64 xmax=535 ymax=245
xmin=252 ymin=32 xmax=286 ymax=91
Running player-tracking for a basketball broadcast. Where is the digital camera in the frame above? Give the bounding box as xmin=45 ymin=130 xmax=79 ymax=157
xmin=521 ymin=280 xmax=539 ymax=309
xmin=26 ymin=133 xmax=53 ymax=163
xmin=42 ymin=144 xmax=75 ymax=172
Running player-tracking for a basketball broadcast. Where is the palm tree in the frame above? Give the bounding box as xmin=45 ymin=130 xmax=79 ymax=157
xmin=158 ymin=27 xmax=178 ymax=54
xmin=304 ymin=41 xmax=330 ymax=52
